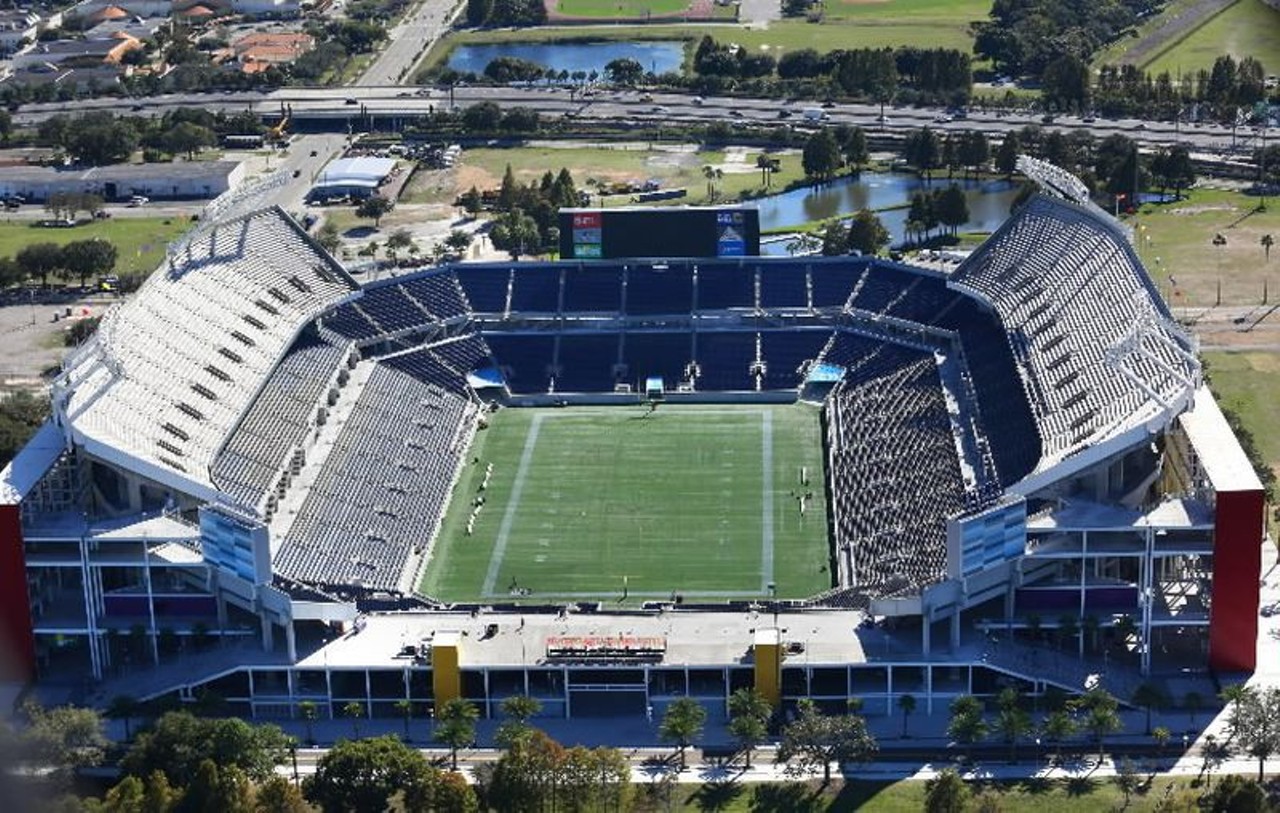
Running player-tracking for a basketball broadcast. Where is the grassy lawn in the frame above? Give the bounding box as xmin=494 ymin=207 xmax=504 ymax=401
xmin=1141 ymin=0 xmax=1280 ymax=75
xmin=1123 ymin=186 xmax=1280 ymax=307
xmin=1202 ymin=350 xmax=1280 ymax=474
xmin=0 ymin=217 xmax=193 ymax=279
xmin=425 ymin=144 xmax=806 ymax=207
xmin=663 ymin=775 xmax=1191 ymax=812
xmin=555 ymin=0 xmax=697 ymax=17
xmin=421 ymin=403 xmax=830 ymax=602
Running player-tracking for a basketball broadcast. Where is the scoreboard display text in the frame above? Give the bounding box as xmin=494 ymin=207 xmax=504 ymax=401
xmin=559 ymin=208 xmax=760 ymax=260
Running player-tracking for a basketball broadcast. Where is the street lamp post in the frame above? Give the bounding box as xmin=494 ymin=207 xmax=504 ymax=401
xmin=1213 ymin=233 xmax=1227 ymax=306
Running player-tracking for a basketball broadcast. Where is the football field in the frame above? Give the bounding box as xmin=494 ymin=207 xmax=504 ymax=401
xmin=420 ymin=403 xmax=831 ymax=602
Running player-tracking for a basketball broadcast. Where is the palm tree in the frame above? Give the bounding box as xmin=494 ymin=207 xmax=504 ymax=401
xmin=495 ymin=694 xmax=542 ymax=748
xmin=897 ymin=694 xmax=917 ymax=738
xmin=1220 ymin=683 xmax=1249 ymax=740
xmin=1057 ymin=614 xmax=1079 ymax=654
xmin=1079 ymin=689 xmax=1123 ymax=763
xmin=435 ymin=698 xmax=480 ymax=771
xmin=298 ymin=701 xmax=319 ymax=745
xmin=1153 ymin=726 xmax=1171 ymax=755
xmin=394 ymin=698 xmax=413 ymax=741
xmin=343 ymin=701 xmax=364 ymax=739
xmin=659 ymin=697 xmax=707 ymax=769
xmin=996 ymin=688 xmax=1032 ymax=763
xmin=727 ymin=688 xmax=771 ymax=768
xmin=947 ymin=695 xmax=988 ymax=761
xmin=1131 ymin=682 xmax=1169 ymax=735
xmin=1041 ymin=709 xmax=1075 ymax=765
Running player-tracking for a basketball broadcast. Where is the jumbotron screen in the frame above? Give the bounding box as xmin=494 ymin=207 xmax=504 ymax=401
xmin=558 ymin=207 xmax=761 ymax=260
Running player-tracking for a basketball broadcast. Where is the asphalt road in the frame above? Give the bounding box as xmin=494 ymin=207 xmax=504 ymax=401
xmin=356 ymin=0 xmax=465 ymax=87
xmin=14 ymin=87 xmax=1269 ymax=159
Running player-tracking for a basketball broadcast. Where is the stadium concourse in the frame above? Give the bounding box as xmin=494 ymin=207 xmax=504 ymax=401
xmin=0 ymin=158 xmax=1265 ymax=729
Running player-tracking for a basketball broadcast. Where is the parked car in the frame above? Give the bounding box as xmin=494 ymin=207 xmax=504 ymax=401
xmin=127 ymin=195 xmax=149 ymax=207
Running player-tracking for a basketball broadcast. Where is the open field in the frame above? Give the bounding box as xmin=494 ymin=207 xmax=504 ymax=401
xmin=0 ymin=217 xmax=193 ymax=279
xmin=555 ymin=0 xmax=693 ymax=16
xmin=1125 ymin=187 xmax=1280 ymax=308
xmin=1201 ymin=350 xmax=1280 ymax=473
xmin=420 ymin=403 xmax=831 ymax=602
xmin=401 ymin=144 xmax=808 ymax=207
xmin=1141 ymin=0 xmax=1280 ymax=76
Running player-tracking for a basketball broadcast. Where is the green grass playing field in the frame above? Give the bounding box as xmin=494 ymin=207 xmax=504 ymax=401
xmin=420 ymin=403 xmax=832 ymax=603
xmin=554 ymin=0 xmax=693 ymax=18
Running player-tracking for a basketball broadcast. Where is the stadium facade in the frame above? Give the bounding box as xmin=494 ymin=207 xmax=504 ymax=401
xmin=0 ymin=158 xmax=1263 ymax=723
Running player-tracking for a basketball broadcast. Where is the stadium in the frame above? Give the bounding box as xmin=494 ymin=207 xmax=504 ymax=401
xmin=0 ymin=157 xmax=1263 ymax=725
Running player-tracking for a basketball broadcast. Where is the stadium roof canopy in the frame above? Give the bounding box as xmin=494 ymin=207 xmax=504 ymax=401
xmin=55 ymin=206 xmax=358 ymax=498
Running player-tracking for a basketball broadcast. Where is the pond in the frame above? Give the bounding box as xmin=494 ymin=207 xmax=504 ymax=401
xmin=447 ymin=41 xmax=685 ymax=79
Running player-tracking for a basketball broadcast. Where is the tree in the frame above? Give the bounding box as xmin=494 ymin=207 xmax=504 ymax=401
xmin=461 ymin=101 xmax=502 ymax=132
xmin=256 ymin=775 xmax=309 ymax=813
xmin=1041 ymin=709 xmax=1075 ymax=765
xmin=1132 ymin=682 xmax=1170 ymax=736
xmin=924 ymin=768 xmax=969 ymax=813
xmin=16 ymin=241 xmax=64 ymax=288
xmin=603 ymin=57 xmax=643 ymax=87
xmin=947 ymin=695 xmax=987 ymax=759
xmin=1204 ymin=774 xmax=1267 ymax=812
xmin=1153 ymin=726 xmax=1171 ymax=755
xmin=342 ymin=701 xmax=364 ymax=740
xmin=355 ymin=196 xmax=393 ymax=228
xmin=121 ymin=711 xmax=289 ymax=786
xmin=1232 ymin=685 xmax=1280 ymax=782
xmin=775 ymin=698 xmax=877 ymax=783
xmin=175 ymin=759 xmax=252 ymax=813
xmin=61 ymin=239 xmax=118 ymax=289
xmin=727 ymin=688 xmax=771 ymax=768
xmin=161 ymin=122 xmax=215 ymax=160
xmin=434 ymin=699 xmax=479 ymax=771
xmin=143 ymin=769 xmax=182 ymax=812
xmin=897 ymin=694 xmax=917 ymax=738
xmin=465 ymin=0 xmax=492 ymax=25
xmin=315 ymin=222 xmax=341 ymax=255
xmin=1114 ymin=756 xmax=1140 ymax=807
xmin=304 ymin=735 xmax=430 ymax=813
xmin=489 ymin=207 xmax=540 ymax=260
xmin=495 ymin=695 xmax=541 ymax=749
xmin=958 ymin=130 xmax=990 ymax=179
xmin=847 ymin=209 xmax=890 ymax=256
xmin=820 ymin=220 xmax=849 ymax=256
xmin=67 ymin=117 xmax=139 ymax=166
xmin=935 ymin=184 xmax=970 ymax=237
xmin=385 ymin=228 xmax=414 ymax=262
xmin=659 ymin=698 xmax=707 ymax=770
xmin=802 ymin=128 xmax=842 ymax=181
xmin=20 ymin=702 xmax=107 ymax=782
xmin=904 ymin=128 xmax=942 ymax=180
xmin=841 ymin=126 xmax=869 ymax=170
xmin=1077 ymin=689 xmax=1123 ymax=763
xmin=996 ymin=688 xmax=1032 ymax=763
xmin=1041 ymin=54 xmax=1090 ymax=113
xmin=995 ymin=131 xmax=1020 ymax=178
xmin=298 ymin=701 xmax=319 ymax=746
xmin=444 ymin=229 xmax=473 ymax=257
xmin=393 ymin=699 xmax=413 ymax=742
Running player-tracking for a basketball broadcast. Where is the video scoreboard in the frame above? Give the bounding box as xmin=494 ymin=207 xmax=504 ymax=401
xmin=558 ymin=206 xmax=760 ymax=260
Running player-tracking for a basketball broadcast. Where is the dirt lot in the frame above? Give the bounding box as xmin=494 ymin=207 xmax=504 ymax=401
xmin=0 ymin=292 xmax=118 ymax=389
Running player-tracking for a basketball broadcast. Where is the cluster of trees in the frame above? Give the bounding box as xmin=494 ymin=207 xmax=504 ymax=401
xmin=457 ymin=101 xmax=541 ymax=134
xmin=900 ymin=128 xmax=992 ymax=181
xmin=903 ymin=185 xmax=971 ymax=244
xmin=0 ymin=391 xmax=49 ymax=468
xmin=973 ymin=0 xmax=1162 ymax=79
xmin=465 ymin=0 xmax=546 ymax=28
xmin=820 ymin=210 xmax=891 ymax=257
xmin=945 ymin=687 xmax=1123 ymax=764
xmin=688 ymin=40 xmax=969 ymax=105
xmin=1086 ymin=56 xmax=1272 ymax=120
xmin=1 ymin=239 xmax=119 ymax=290
xmin=800 ymin=125 xmax=869 ymax=180
xmin=486 ymin=165 xmax=579 ymax=258
xmin=36 ymin=109 xmax=262 ymax=167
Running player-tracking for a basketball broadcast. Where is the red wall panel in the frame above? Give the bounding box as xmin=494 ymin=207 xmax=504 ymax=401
xmin=0 ymin=504 xmax=35 ymax=681
xmin=1209 ymin=489 xmax=1264 ymax=673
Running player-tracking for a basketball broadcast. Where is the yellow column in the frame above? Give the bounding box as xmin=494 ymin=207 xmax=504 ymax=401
xmin=753 ymin=628 xmax=782 ymax=708
xmin=432 ymin=631 xmax=462 ymax=714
